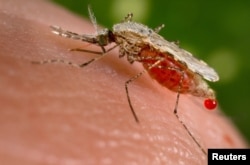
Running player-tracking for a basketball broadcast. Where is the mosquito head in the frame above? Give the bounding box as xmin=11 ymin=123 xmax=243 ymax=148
xmin=96 ymin=28 xmax=115 ymax=46
xmin=88 ymin=5 xmax=116 ymax=47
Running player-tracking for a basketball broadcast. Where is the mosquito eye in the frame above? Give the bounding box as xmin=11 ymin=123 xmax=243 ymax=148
xmin=98 ymin=35 xmax=108 ymax=46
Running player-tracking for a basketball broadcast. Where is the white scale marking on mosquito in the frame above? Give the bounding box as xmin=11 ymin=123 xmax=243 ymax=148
xmin=36 ymin=6 xmax=220 ymax=155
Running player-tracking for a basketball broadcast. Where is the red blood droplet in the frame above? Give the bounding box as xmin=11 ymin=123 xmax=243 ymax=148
xmin=204 ymin=98 xmax=217 ymax=110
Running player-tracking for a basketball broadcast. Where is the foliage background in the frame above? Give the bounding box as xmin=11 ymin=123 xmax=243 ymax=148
xmin=52 ymin=0 xmax=250 ymax=143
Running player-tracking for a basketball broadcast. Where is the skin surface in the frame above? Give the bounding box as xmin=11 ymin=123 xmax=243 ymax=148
xmin=0 ymin=0 xmax=247 ymax=164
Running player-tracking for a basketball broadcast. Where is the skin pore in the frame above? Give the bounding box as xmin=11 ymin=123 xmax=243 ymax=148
xmin=0 ymin=0 xmax=247 ymax=164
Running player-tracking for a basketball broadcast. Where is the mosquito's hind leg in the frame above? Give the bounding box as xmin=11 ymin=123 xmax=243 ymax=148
xmin=165 ymin=66 xmax=207 ymax=155
xmin=125 ymin=58 xmax=207 ymax=155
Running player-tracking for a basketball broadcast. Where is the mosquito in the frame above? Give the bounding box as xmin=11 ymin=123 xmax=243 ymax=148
xmin=33 ymin=6 xmax=219 ymax=155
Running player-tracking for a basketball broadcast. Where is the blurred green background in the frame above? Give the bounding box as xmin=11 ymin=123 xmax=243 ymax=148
xmin=52 ymin=0 xmax=250 ymax=143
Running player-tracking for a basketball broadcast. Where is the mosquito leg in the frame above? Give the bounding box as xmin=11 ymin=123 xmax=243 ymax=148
xmin=128 ymin=59 xmax=207 ymax=155
xmin=154 ymin=24 xmax=165 ymax=33
xmin=173 ymin=95 xmax=207 ymax=154
xmin=32 ymin=45 xmax=118 ymax=68
xmin=71 ymin=45 xmax=118 ymax=67
xmin=122 ymin=13 xmax=133 ymax=22
xmin=125 ymin=60 xmax=163 ymax=123
xmin=167 ymin=67 xmax=207 ymax=155
xmin=125 ymin=70 xmax=146 ymax=123
xmin=31 ymin=59 xmax=81 ymax=68
xmin=70 ymin=44 xmax=117 ymax=55
xmin=69 ymin=48 xmax=104 ymax=55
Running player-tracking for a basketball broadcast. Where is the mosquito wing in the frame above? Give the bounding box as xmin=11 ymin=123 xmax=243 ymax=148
xmin=147 ymin=34 xmax=219 ymax=82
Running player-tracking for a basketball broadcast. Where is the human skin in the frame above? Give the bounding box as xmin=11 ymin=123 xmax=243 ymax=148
xmin=0 ymin=0 xmax=247 ymax=164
